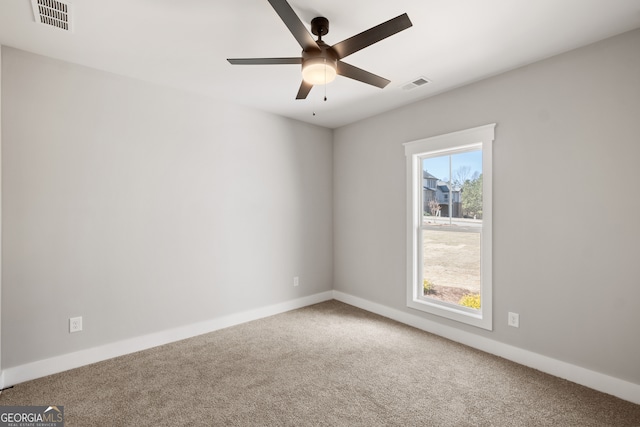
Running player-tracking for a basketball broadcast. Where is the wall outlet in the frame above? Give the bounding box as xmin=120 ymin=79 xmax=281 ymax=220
xmin=69 ymin=316 xmax=83 ymax=333
xmin=293 ymin=276 xmax=299 ymax=287
xmin=508 ymin=312 xmax=519 ymax=328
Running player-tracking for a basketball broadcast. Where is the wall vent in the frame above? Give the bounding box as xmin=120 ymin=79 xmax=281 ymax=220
xmin=401 ymin=77 xmax=431 ymax=91
xmin=31 ymin=0 xmax=73 ymax=32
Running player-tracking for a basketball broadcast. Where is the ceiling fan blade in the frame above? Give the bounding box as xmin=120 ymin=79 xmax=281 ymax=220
xmin=227 ymin=57 xmax=302 ymax=65
xmin=331 ymin=13 xmax=413 ymax=60
xmin=336 ymin=61 xmax=390 ymax=88
xmin=296 ymin=81 xmax=313 ymax=99
xmin=267 ymin=0 xmax=318 ymax=50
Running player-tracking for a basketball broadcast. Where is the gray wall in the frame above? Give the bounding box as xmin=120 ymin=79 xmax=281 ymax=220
xmin=1 ymin=47 xmax=333 ymax=368
xmin=334 ymin=28 xmax=640 ymax=384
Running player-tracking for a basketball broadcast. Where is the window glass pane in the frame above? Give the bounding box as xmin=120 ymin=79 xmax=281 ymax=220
xmin=421 ymin=150 xmax=482 ymax=310
xmin=452 ymin=151 xmax=483 ymax=221
xmin=422 ymin=227 xmax=481 ymax=308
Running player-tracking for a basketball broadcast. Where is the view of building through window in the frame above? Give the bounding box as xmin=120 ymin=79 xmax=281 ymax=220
xmin=421 ymin=150 xmax=482 ymax=310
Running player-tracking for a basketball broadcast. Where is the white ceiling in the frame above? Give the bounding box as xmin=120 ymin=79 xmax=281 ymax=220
xmin=1 ymin=0 xmax=639 ymax=129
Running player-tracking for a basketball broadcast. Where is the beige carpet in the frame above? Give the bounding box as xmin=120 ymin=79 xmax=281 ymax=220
xmin=1 ymin=300 xmax=639 ymax=426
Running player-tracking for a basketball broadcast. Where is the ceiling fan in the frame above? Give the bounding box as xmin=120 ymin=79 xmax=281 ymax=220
xmin=227 ymin=0 xmax=412 ymax=99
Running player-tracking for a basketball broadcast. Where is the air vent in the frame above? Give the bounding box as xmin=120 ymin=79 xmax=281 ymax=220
xmin=31 ymin=0 xmax=73 ymax=32
xmin=401 ymin=77 xmax=431 ymax=91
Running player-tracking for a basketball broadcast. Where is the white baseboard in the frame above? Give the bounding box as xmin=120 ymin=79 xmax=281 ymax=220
xmin=332 ymin=290 xmax=640 ymax=405
xmin=3 ymin=290 xmax=638 ymax=405
xmin=2 ymin=291 xmax=333 ymax=388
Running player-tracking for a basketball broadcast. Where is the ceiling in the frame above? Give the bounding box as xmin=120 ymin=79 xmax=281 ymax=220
xmin=1 ymin=0 xmax=639 ymax=129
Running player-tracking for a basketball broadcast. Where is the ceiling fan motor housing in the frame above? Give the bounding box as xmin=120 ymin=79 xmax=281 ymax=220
xmin=302 ymin=40 xmax=337 ymax=63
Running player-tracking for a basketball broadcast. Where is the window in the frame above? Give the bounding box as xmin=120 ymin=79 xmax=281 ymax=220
xmin=404 ymin=124 xmax=495 ymax=330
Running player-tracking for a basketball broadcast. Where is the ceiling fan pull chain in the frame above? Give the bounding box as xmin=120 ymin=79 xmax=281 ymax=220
xmin=324 ymin=58 xmax=328 ymax=102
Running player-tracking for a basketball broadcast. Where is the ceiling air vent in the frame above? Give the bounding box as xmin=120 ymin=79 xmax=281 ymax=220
xmin=401 ymin=77 xmax=431 ymax=91
xmin=31 ymin=0 xmax=73 ymax=32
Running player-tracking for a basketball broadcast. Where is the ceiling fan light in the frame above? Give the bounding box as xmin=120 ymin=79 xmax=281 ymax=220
xmin=302 ymin=58 xmax=337 ymax=85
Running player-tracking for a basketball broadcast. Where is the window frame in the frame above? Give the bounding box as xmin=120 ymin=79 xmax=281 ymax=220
xmin=404 ymin=124 xmax=495 ymax=330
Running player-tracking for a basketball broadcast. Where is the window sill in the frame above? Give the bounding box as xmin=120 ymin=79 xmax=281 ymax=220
xmin=407 ymin=297 xmax=491 ymax=330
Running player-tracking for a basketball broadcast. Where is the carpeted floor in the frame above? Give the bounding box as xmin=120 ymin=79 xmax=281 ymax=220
xmin=1 ymin=300 xmax=639 ymax=426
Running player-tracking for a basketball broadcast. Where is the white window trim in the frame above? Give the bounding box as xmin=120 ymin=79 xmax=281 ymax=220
xmin=404 ymin=124 xmax=495 ymax=330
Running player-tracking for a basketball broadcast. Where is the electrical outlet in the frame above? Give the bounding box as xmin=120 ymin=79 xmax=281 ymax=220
xmin=69 ymin=316 xmax=83 ymax=333
xmin=293 ymin=276 xmax=299 ymax=287
xmin=508 ymin=312 xmax=519 ymax=328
